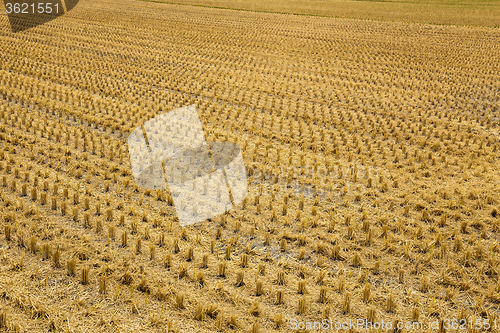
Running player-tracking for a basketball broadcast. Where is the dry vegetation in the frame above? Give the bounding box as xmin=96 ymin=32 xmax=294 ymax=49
xmin=0 ymin=0 xmax=500 ymax=331
xmin=142 ymin=0 xmax=500 ymax=28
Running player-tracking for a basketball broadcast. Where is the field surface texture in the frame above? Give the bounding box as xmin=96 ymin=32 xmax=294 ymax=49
xmin=143 ymin=0 xmax=500 ymax=27
xmin=0 ymin=0 xmax=500 ymax=332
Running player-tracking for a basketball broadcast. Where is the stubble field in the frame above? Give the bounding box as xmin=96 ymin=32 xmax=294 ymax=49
xmin=142 ymin=0 xmax=500 ymax=28
xmin=0 ymin=0 xmax=500 ymax=331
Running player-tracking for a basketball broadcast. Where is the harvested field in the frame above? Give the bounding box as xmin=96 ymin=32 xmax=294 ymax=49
xmin=0 ymin=0 xmax=500 ymax=331
xmin=142 ymin=0 xmax=500 ymax=27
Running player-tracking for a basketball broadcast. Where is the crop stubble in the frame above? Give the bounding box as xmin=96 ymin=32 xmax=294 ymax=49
xmin=0 ymin=0 xmax=500 ymax=331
